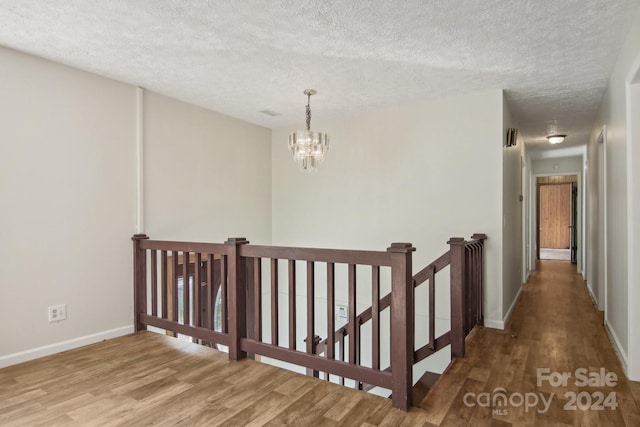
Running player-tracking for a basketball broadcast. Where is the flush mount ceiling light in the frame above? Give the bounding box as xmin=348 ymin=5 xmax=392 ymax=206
xmin=546 ymin=134 xmax=566 ymax=144
xmin=288 ymin=89 xmax=329 ymax=171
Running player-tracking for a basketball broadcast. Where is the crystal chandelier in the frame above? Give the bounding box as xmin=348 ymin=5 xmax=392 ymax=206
xmin=288 ymin=89 xmax=329 ymax=171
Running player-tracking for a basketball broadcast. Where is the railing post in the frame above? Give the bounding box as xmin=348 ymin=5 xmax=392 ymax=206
xmin=387 ymin=242 xmax=416 ymax=411
xmin=132 ymin=234 xmax=149 ymax=332
xmin=225 ymin=237 xmax=250 ymax=361
xmin=471 ymin=233 xmax=487 ymax=242
xmin=471 ymin=234 xmax=487 ymax=327
xmin=448 ymin=237 xmax=466 ymax=358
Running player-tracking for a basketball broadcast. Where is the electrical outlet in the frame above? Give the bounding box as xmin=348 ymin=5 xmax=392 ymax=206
xmin=336 ymin=305 xmax=348 ymax=321
xmin=48 ymin=304 xmax=67 ymax=322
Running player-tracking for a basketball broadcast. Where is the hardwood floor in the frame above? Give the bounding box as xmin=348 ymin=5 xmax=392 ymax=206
xmin=1 ymin=261 xmax=638 ymax=426
xmin=0 ymin=332 xmax=433 ymax=426
xmin=420 ymin=260 xmax=640 ymax=426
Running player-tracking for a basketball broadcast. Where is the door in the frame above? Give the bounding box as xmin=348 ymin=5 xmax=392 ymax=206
xmin=539 ymin=183 xmax=572 ymax=249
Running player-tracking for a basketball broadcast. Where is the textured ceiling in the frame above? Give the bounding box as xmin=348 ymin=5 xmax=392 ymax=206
xmin=1 ymin=0 xmax=639 ymax=151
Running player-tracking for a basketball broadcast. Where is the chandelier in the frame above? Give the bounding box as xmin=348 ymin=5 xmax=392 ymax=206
xmin=288 ymin=89 xmax=329 ymax=171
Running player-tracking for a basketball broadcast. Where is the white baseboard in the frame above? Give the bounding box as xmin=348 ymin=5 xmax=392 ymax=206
xmin=483 ymin=319 xmax=505 ymax=329
xmin=604 ymin=321 xmax=629 ymax=375
xmin=0 ymin=325 xmax=135 ymax=369
xmin=586 ymin=283 xmax=598 ymax=307
xmin=484 ymin=284 xmax=523 ymax=330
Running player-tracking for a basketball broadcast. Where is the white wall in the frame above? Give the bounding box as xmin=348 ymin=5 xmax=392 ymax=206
xmin=627 ymin=76 xmax=640 ymax=380
xmin=0 ymin=48 xmax=273 ymax=367
xmin=272 ymin=90 xmax=505 ymax=330
xmin=143 ymin=91 xmax=272 ymax=244
xmin=586 ymin=6 xmax=640 ymax=376
xmin=0 ymin=47 xmax=137 ymax=362
xmin=532 ymin=157 xmax=582 ymax=174
xmin=502 ymin=96 xmax=524 ymax=323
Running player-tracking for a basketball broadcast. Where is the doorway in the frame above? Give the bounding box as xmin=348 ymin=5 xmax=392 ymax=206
xmin=536 ymin=176 xmax=578 ymax=262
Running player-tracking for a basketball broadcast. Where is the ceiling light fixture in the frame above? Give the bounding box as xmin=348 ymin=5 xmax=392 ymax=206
xmin=546 ymin=134 xmax=566 ymax=144
xmin=288 ymin=89 xmax=329 ymax=171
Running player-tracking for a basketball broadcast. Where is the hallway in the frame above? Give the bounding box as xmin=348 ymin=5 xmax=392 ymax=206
xmin=421 ymin=261 xmax=640 ymax=426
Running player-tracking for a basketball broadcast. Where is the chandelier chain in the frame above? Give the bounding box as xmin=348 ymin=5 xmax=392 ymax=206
xmin=305 ymin=93 xmax=311 ymax=131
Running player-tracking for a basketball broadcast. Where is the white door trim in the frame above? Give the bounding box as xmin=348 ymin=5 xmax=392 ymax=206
xmin=597 ymin=127 xmax=607 ymax=317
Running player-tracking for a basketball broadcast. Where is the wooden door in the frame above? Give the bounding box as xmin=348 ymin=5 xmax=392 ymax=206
xmin=539 ymin=183 xmax=571 ymax=249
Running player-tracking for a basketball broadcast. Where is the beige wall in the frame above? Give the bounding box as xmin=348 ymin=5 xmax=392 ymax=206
xmin=586 ymin=6 xmax=640 ymax=378
xmin=502 ymin=96 xmax=524 ymax=323
xmin=0 ymin=45 xmax=522 ymax=374
xmin=532 ymin=157 xmax=583 ymax=175
xmin=272 ymin=90 xmax=505 ymax=328
xmin=143 ymin=91 xmax=272 ymax=244
xmin=0 ymin=47 xmax=137 ymax=361
xmin=0 ymin=48 xmax=273 ymax=366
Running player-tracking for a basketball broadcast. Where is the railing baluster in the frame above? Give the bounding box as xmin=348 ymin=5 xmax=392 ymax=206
xmin=194 ymin=252 xmax=201 ymax=327
xmin=470 ymin=245 xmax=476 ymax=333
xmin=254 ymin=257 xmax=262 ymax=341
xmin=183 ymin=251 xmax=190 ymax=325
xmin=221 ymin=255 xmax=228 ymax=333
xmin=161 ymin=250 xmax=168 ymax=319
xmin=151 ymin=249 xmax=158 ymax=317
xmin=206 ymin=254 xmax=214 ymax=329
xmin=271 ymin=258 xmax=279 ymax=346
xmin=327 ymin=263 xmax=335 ymax=361
xmin=289 ymin=260 xmax=296 ymax=350
xmin=348 ymin=264 xmax=357 ymax=365
xmin=172 ymin=251 xmax=179 ymax=323
xmin=429 ymin=265 xmax=435 ymax=350
xmin=339 ymin=332 xmax=345 ymax=386
xmin=475 ymin=244 xmax=480 ymax=325
xmin=306 ymin=261 xmax=318 ymax=377
xmin=372 ymin=265 xmax=380 ymax=371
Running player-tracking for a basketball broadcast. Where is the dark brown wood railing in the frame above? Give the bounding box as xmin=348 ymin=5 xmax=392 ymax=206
xmin=132 ymin=234 xmax=486 ymax=411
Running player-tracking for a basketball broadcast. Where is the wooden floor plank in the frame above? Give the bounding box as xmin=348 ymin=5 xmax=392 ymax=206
xmin=420 ymin=260 xmax=640 ymax=426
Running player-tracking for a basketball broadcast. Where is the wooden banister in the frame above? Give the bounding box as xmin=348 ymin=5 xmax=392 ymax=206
xmin=132 ymin=233 xmax=486 ymax=412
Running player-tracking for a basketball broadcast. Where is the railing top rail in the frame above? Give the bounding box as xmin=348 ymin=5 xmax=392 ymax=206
xmin=412 ymin=250 xmax=450 ymax=287
xmin=140 ymin=239 xmax=232 ymax=255
xmin=240 ymin=244 xmax=394 ymax=266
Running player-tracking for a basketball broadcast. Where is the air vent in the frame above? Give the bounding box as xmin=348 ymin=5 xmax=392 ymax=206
xmin=260 ymin=109 xmax=281 ymax=117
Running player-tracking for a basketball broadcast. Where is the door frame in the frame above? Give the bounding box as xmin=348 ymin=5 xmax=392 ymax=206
xmin=536 ymin=180 xmax=575 ymax=258
xmin=597 ymin=127 xmax=607 ymax=317
xmin=529 ymin=171 xmax=583 ymax=273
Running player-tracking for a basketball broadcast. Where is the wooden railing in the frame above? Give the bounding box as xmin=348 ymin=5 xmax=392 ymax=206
xmin=132 ymin=234 xmax=486 ymax=411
